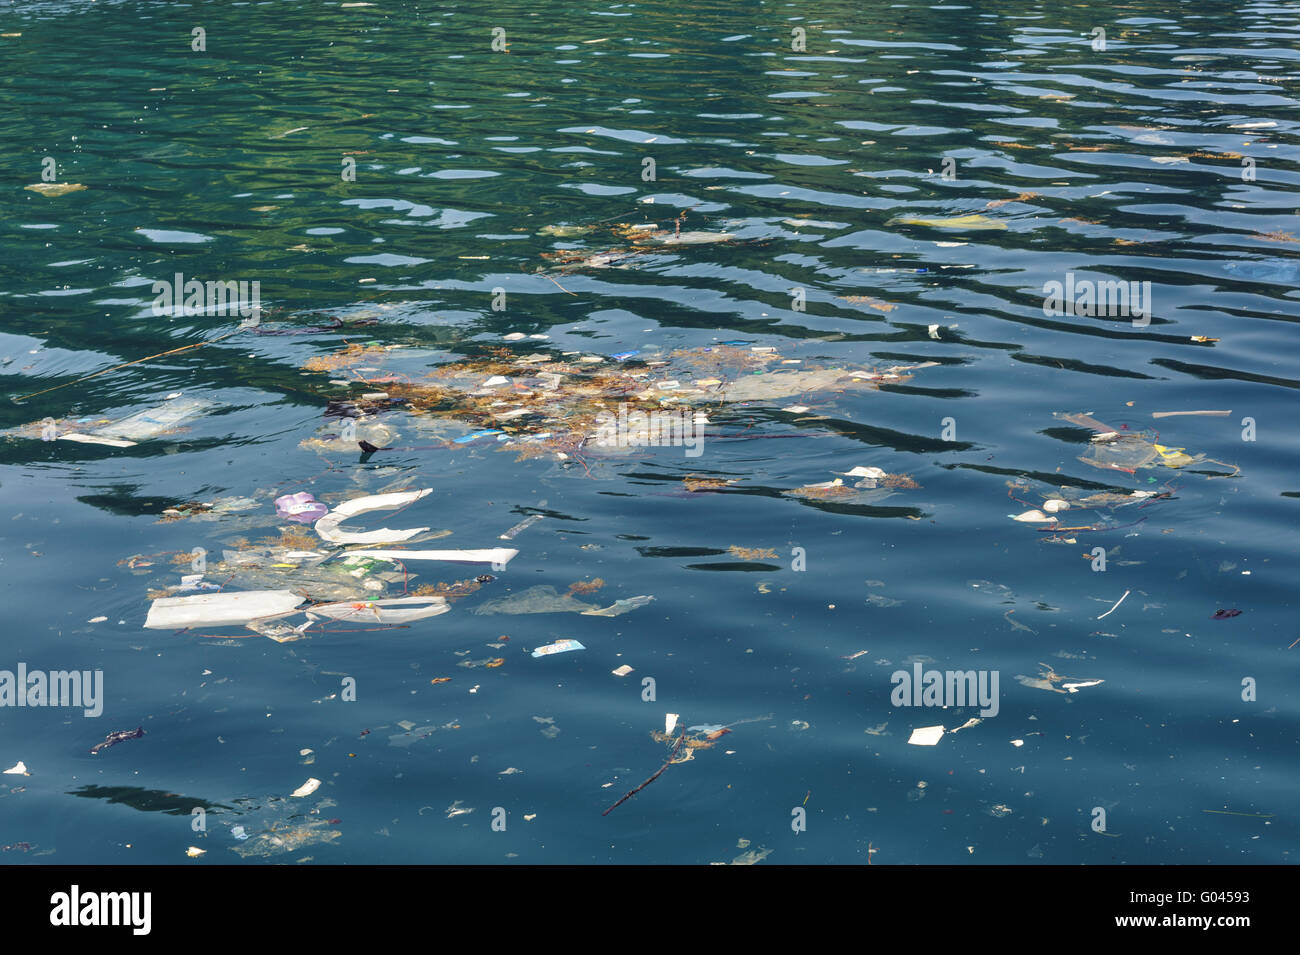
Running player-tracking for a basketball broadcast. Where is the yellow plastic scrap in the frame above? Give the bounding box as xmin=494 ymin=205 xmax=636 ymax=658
xmin=1152 ymin=444 xmax=1195 ymax=468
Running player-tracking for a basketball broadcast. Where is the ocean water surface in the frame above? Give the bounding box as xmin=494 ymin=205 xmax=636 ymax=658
xmin=0 ymin=0 xmax=1297 ymax=864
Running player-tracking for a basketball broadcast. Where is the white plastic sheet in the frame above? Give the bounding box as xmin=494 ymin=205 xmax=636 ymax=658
xmin=144 ymin=590 xmax=304 ymax=629
xmin=308 ymin=595 xmax=450 ymax=624
xmin=314 ymin=488 xmax=433 ymax=544
xmin=342 ymin=547 xmax=518 ymax=567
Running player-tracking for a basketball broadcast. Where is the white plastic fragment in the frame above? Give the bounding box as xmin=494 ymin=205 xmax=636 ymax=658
xmin=308 ymin=595 xmax=450 ymax=624
xmin=1011 ymin=739 xmax=1024 ymax=747
xmin=1011 ymin=510 xmax=1052 ymax=523
xmin=186 ymin=847 xmax=206 ymax=858
xmin=144 ymin=590 xmax=305 ymax=629
xmin=57 ymin=433 xmax=137 ymax=448
xmin=531 ymin=639 xmax=585 ymax=658
xmin=612 ymin=664 xmax=634 ymax=677
xmin=342 ymin=548 xmax=518 ymax=566
xmin=291 ymin=778 xmax=321 ymax=798
xmin=665 ymin=713 xmax=679 ymax=736
xmin=907 ymin=725 xmax=945 ymax=746
xmin=1042 ymin=499 xmax=1069 ymax=512
xmin=1096 ymin=590 xmax=1130 ymax=620
xmin=844 ymin=466 xmax=886 ymax=479
xmin=1063 ymin=680 xmax=1105 ymax=693
xmin=314 ymin=488 xmax=433 ymax=544
xmin=3 ymin=761 xmax=28 ymax=775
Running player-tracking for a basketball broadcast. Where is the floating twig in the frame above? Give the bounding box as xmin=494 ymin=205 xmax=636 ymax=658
xmin=539 ymin=271 xmax=577 ymax=296
xmin=602 ymin=730 xmax=685 ymax=816
xmin=14 ymin=328 xmax=243 ymax=402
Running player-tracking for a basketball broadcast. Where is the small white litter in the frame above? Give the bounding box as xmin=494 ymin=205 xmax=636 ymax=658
xmin=907 ymin=725 xmax=946 ymax=746
xmin=1063 ymin=680 xmax=1105 ymax=693
xmin=291 ymin=778 xmax=321 ymax=797
xmin=665 ymin=713 xmax=679 ymax=736
xmin=1042 ymin=499 xmax=1070 ymax=512
xmin=3 ymin=761 xmax=28 ymax=775
xmin=1011 ymin=510 xmax=1052 ymax=523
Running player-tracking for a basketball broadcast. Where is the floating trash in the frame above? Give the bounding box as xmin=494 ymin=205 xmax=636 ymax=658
xmin=531 ymin=639 xmax=586 ymax=658
xmin=274 ymin=492 xmax=329 ymax=524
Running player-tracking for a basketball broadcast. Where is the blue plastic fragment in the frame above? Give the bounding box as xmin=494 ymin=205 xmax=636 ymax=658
xmin=454 ymin=429 xmax=504 ymax=444
xmin=611 ymin=351 xmax=639 ymax=360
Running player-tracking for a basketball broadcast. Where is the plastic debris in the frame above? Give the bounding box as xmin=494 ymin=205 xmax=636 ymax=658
xmin=3 ymin=761 xmax=28 ymax=775
xmin=314 ymin=488 xmax=433 ymax=544
xmin=211 ymin=549 xmax=406 ymax=602
xmin=907 ymin=726 xmax=946 ymax=746
xmin=297 ymin=345 xmax=938 ymax=462
xmin=665 ymin=713 xmax=680 ymax=736
xmin=612 ymin=664 xmax=634 ymax=677
xmin=186 ymin=847 xmax=206 ymax=858
xmin=1011 ymin=510 xmax=1053 ymax=523
xmin=7 ymin=397 xmax=218 ymax=448
xmin=499 ymin=514 xmax=544 ymax=540
xmin=1055 ymin=412 xmax=1238 ymax=476
xmin=144 ymin=590 xmax=304 ymax=629
xmin=580 ymin=595 xmax=654 ymax=617
xmin=1017 ymin=662 xmax=1104 ymax=695
xmin=1096 ymin=590 xmax=1130 ymax=620
xmin=1211 ymin=608 xmax=1242 ymax=619
xmin=471 ymin=585 xmax=597 ymax=615
xmin=343 ymin=547 xmax=517 ymax=566
xmin=89 ymin=727 xmax=144 ymax=755
xmin=1062 ymin=680 xmax=1104 ymax=693
xmin=308 ymin=595 xmax=450 ymax=624
xmin=229 ymin=806 xmax=339 ymax=858
xmin=291 ymin=778 xmax=321 ymax=798
xmin=531 ymin=639 xmax=586 ymax=658
xmin=275 ymin=492 xmax=329 ymax=524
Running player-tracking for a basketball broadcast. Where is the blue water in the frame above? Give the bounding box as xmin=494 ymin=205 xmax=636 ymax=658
xmin=0 ymin=0 xmax=1296 ymax=865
